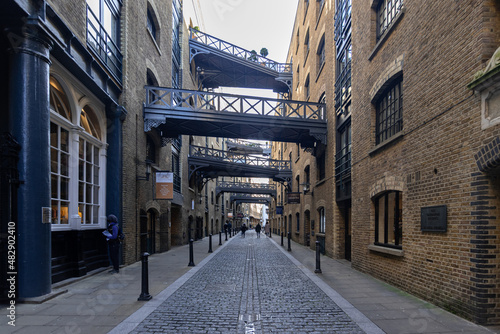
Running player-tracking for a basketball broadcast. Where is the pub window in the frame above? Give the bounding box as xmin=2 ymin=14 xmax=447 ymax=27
xmin=374 ymin=191 xmax=402 ymax=249
xmin=376 ymin=76 xmax=403 ymax=145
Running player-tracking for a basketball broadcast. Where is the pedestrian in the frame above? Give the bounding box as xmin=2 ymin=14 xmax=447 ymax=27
xmin=241 ymin=223 xmax=247 ymax=238
xmin=104 ymin=214 xmax=120 ymax=274
xmin=255 ymin=223 xmax=261 ymax=238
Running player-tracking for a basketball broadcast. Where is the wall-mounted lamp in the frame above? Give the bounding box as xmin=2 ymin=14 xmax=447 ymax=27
xmin=137 ymin=159 xmax=153 ymax=181
xmin=301 ymin=183 xmax=313 ymax=195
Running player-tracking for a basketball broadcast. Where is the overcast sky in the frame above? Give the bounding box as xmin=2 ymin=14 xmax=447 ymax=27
xmin=184 ymin=0 xmax=299 ymax=65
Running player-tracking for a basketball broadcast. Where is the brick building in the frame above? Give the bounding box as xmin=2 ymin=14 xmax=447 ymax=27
xmin=0 ymin=0 xmax=228 ymax=300
xmin=268 ymin=0 xmax=500 ymax=326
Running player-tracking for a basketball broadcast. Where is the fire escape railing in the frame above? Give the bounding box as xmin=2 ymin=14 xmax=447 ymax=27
xmin=190 ymin=28 xmax=292 ymax=73
xmin=145 ymin=87 xmax=325 ymax=120
xmin=189 ymin=145 xmax=291 ymax=170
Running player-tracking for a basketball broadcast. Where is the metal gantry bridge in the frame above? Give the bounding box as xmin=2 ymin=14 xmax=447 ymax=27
xmin=144 ymin=87 xmax=327 ymax=146
xmin=144 ymin=28 xmax=328 ymax=192
xmin=188 ymin=145 xmax=291 ymax=186
xmin=189 ymin=28 xmax=292 ymax=92
xmin=216 ymin=181 xmax=277 ymax=197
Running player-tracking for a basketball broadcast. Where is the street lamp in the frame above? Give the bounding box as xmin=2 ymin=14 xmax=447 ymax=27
xmin=137 ymin=159 xmax=152 ymax=181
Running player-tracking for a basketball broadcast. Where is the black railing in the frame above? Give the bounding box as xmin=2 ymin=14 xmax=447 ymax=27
xmin=190 ymin=145 xmax=291 ymax=170
xmin=173 ymin=173 xmax=181 ymax=193
xmin=86 ymin=6 xmax=123 ymax=83
xmin=145 ymin=87 xmax=325 ymax=121
xmin=335 ymin=145 xmax=351 ymax=180
xmin=190 ymin=28 xmax=292 ymax=73
xmin=334 ymin=60 xmax=351 ymax=111
xmin=217 ymin=181 xmax=276 ymax=191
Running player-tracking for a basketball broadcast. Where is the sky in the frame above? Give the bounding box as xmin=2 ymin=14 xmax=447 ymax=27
xmin=184 ymin=0 xmax=299 ymax=67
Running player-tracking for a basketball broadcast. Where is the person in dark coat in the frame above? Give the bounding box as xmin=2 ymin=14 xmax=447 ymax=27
xmin=105 ymin=214 xmax=120 ymax=274
xmin=255 ymin=223 xmax=262 ymax=238
xmin=241 ymin=223 xmax=248 ymax=238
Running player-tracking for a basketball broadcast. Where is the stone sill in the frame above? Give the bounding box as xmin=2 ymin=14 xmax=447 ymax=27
xmin=368 ymin=244 xmax=404 ymax=257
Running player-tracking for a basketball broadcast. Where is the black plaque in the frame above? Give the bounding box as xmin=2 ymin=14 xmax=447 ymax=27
xmin=287 ymin=192 xmax=301 ymax=204
xmin=276 ymin=206 xmax=283 ymax=215
xmin=421 ymin=205 xmax=447 ymax=232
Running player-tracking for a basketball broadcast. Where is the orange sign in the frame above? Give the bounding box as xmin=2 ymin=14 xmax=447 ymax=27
xmin=155 ymin=172 xmax=174 ymax=200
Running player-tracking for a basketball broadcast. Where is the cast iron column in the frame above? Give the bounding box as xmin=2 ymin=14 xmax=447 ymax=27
xmin=8 ymin=23 xmax=53 ymax=298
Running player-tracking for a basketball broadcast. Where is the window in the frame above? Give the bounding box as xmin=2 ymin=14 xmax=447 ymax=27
xmin=317 ymin=151 xmax=326 ymax=181
xmin=376 ymin=76 xmax=403 ymax=144
xmin=317 ymin=35 xmax=326 ymax=76
xmin=296 ymin=175 xmax=300 ymax=193
xmin=335 ymin=120 xmax=351 ymax=179
xmin=305 ymin=74 xmax=310 ymax=100
xmin=304 ymin=29 xmax=310 ymax=60
xmin=50 ymin=76 xmax=106 ymax=228
xmin=86 ymin=0 xmax=122 ymax=81
xmin=146 ymin=136 xmax=157 ymax=164
xmin=375 ymin=191 xmax=402 ymax=249
xmin=335 ymin=42 xmax=351 ymax=110
xmin=147 ymin=7 xmax=158 ymax=41
xmin=172 ymin=0 xmax=182 ymax=83
xmin=296 ymin=213 xmax=300 ymax=232
xmin=319 ymin=207 xmax=325 ymax=233
xmin=172 ymin=148 xmax=181 ymax=193
xmin=295 ymin=29 xmax=300 ymax=54
xmin=377 ymin=0 xmax=403 ymax=39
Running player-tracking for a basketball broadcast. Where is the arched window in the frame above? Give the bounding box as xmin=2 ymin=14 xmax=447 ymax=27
xmin=49 ymin=75 xmax=106 ymax=229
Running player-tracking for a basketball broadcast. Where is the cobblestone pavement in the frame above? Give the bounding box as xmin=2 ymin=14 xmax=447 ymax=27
xmin=130 ymin=232 xmax=366 ymax=333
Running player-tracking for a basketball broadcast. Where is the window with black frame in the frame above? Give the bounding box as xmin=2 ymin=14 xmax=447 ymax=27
xmin=86 ymin=0 xmax=122 ymax=81
xmin=376 ymin=76 xmax=403 ymax=145
xmin=377 ymin=0 xmax=403 ymax=40
xmin=375 ymin=191 xmax=402 ymax=248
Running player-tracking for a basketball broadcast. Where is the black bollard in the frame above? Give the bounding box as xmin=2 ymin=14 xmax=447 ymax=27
xmin=208 ymin=234 xmax=213 ymax=253
xmin=287 ymin=232 xmax=291 ymax=252
xmin=315 ymin=241 xmax=322 ymax=273
xmin=225 ymin=230 xmax=228 ymax=241
xmin=281 ymin=232 xmax=284 ymax=246
xmin=188 ymin=239 xmax=195 ymax=266
xmin=138 ymin=252 xmax=152 ymax=301
xmin=219 ymin=231 xmax=222 ymax=245
xmin=269 ymin=230 xmax=272 ymax=238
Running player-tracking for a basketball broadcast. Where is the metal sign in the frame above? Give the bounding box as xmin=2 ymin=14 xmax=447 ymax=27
xmin=155 ymin=172 xmax=174 ymax=200
xmin=287 ymin=192 xmax=301 ymax=204
xmin=421 ymin=205 xmax=447 ymax=232
xmin=276 ymin=206 xmax=283 ymax=215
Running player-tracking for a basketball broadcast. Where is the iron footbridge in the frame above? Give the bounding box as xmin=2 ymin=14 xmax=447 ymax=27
xmin=144 ymin=87 xmax=327 ymax=147
xmin=189 ymin=28 xmax=292 ymax=92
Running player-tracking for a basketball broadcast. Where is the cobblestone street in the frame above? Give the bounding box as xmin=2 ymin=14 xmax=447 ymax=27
xmin=129 ymin=231 xmax=369 ymax=333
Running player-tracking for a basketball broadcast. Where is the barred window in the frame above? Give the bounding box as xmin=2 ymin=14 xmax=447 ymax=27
xmin=377 ymin=0 xmax=403 ymax=39
xmin=376 ymin=77 xmax=403 ymax=144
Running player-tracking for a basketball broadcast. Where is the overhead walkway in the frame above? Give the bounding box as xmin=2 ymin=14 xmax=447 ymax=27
xmin=189 ymin=28 xmax=292 ymax=93
xmin=230 ymin=194 xmax=272 ymax=205
xmin=144 ymin=87 xmax=327 ymax=147
xmin=188 ymin=145 xmax=292 ymax=186
xmin=216 ymin=181 xmax=277 ymax=197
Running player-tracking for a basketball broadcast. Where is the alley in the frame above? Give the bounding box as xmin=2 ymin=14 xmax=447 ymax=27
xmin=116 ymin=231 xmax=375 ymax=333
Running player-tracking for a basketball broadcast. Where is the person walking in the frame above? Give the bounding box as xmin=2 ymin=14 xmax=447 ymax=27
xmin=104 ymin=214 xmax=120 ymax=274
xmin=241 ymin=223 xmax=248 ymax=238
xmin=255 ymin=223 xmax=262 ymax=238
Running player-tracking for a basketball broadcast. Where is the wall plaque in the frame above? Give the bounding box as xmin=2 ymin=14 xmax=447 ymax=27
xmin=287 ymin=192 xmax=301 ymax=204
xmin=421 ymin=205 xmax=447 ymax=232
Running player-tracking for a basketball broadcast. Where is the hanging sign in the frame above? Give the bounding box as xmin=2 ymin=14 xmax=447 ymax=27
xmin=155 ymin=172 xmax=174 ymax=200
xmin=287 ymin=192 xmax=301 ymax=204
